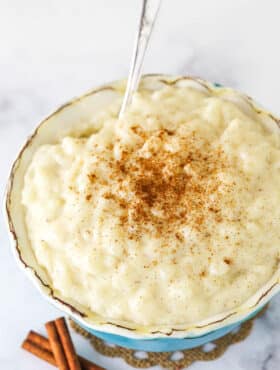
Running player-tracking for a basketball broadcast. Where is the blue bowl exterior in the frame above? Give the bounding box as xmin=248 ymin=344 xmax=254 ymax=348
xmin=74 ymin=305 xmax=263 ymax=352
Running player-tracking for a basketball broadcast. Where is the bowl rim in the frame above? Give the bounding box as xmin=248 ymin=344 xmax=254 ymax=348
xmin=5 ymin=74 xmax=280 ymax=339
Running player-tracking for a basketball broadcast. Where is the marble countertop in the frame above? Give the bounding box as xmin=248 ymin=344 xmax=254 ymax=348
xmin=1 ymin=1 xmax=280 ymax=369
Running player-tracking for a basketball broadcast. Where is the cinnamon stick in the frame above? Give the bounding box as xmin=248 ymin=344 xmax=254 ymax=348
xmin=55 ymin=317 xmax=82 ymax=370
xmin=46 ymin=320 xmax=70 ymax=370
xmin=25 ymin=331 xmax=104 ymax=370
xmin=22 ymin=339 xmax=56 ymax=366
xmin=28 ymin=330 xmax=50 ymax=350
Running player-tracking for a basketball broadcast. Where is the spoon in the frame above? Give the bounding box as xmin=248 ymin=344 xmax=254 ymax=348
xmin=119 ymin=0 xmax=162 ymax=118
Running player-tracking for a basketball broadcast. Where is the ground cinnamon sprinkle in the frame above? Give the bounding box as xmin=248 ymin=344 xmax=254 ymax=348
xmin=87 ymin=128 xmax=232 ymax=240
xmin=88 ymin=173 xmax=97 ymax=183
xmin=223 ymin=258 xmax=232 ymax=265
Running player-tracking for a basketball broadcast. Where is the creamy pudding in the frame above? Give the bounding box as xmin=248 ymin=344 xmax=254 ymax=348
xmin=21 ymin=81 xmax=280 ymax=328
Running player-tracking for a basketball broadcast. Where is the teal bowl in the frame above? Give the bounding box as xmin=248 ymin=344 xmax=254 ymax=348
xmin=73 ymin=305 xmax=264 ymax=352
xmin=5 ymin=75 xmax=280 ymax=353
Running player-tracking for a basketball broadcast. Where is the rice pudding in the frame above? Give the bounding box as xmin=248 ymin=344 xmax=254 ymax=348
xmin=21 ymin=81 xmax=280 ymax=328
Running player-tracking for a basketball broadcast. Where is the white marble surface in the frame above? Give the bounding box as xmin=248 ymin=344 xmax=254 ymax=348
xmin=1 ymin=1 xmax=280 ymax=369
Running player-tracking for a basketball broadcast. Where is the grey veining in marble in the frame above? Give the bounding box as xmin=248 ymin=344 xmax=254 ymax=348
xmin=1 ymin=1 xmax=280 ymax=369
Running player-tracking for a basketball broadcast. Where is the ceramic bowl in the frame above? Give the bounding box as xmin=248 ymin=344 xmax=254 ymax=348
xmin=5 ymin=75 xmax=280 ymax=351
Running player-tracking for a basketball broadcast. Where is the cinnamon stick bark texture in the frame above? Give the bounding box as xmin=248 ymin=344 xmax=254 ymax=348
xmin=46 ymin=321 xmax=70 ymax=370
xmin=25 ymin=330 xmax=104 ymax=370
xmin=28 ymin=330 xmax=50 ymax=350
xmin=55 ymin=317 xmax=82 ymax=370
xmin=22 ymin=339 xmax=56 ymax=366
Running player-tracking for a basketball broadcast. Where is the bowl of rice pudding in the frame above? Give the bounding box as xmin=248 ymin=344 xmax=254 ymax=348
xmin=5 ymin=75 xmax=280 ymax=351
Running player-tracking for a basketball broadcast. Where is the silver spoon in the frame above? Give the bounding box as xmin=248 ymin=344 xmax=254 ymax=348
xmin=119 ymin=0 xmax=162 ymax=118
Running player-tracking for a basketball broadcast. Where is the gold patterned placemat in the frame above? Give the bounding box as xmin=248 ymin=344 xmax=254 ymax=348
xmin=69 ymin=306 xmax=267 ymax=370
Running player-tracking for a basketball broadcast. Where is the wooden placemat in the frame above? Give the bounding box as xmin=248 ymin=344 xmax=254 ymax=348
xmin=69 ymin=306 xmax=267 ymax=370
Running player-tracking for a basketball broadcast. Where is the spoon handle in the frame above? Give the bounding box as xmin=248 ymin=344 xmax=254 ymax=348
xmin=119 ymin=0 xmax=162 ymax=118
